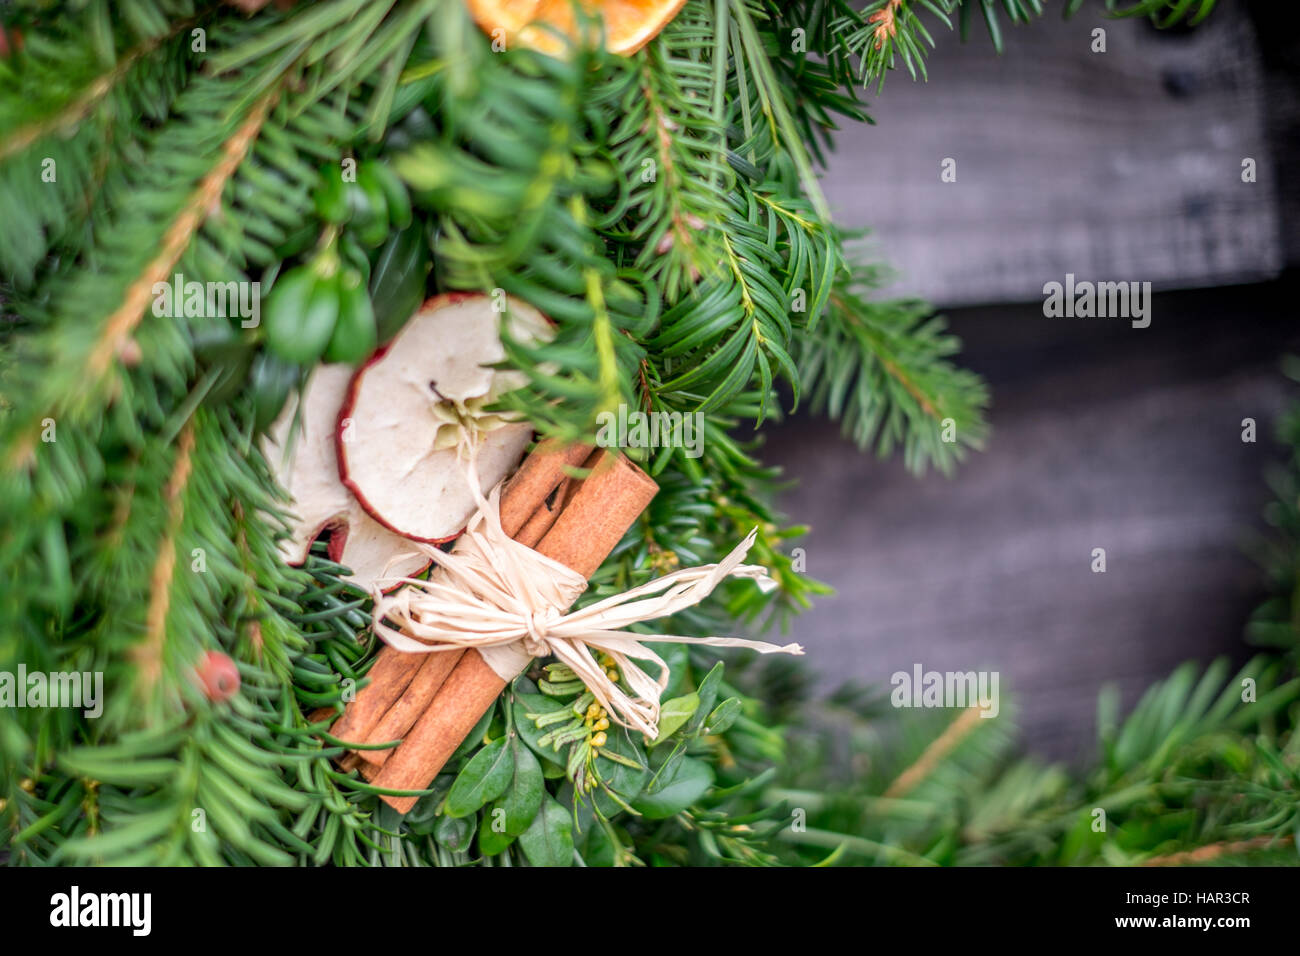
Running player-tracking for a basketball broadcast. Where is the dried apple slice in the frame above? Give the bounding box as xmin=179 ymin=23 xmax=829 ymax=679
xmin=263 ymin=364 xmax=431 ymax=591
xmin=338 ymin=293 xmax=548 ymax=542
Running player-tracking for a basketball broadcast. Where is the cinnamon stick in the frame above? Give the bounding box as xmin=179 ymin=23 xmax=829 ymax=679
xmin=499 ymin=439 xmax=595 ymax=539
xmin=352 ymin=651 xmax=462 ymax=767
xmin=326 ymin=648 xmax=424 ymax=749
xmin=502 ymin=446 xmax=596 ymax=552
xmin=331 ymin=439 xmax=590 ymax=755
xmin=512 ymin=476 xmax=571 ymax=548
xmin=372 ymin=451 xmax=658 ymax=812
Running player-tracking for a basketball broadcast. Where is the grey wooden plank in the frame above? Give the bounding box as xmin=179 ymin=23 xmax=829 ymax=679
xmin=1247 ymin=0 xmax=1300 ymax=267
xmin=760 ymin=285 xmax=1300 ymax=761
xmin=822 ymin=0 xmax=1282 ymax=307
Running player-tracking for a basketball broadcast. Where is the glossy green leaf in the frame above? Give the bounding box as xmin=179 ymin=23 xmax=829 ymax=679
xmin=591 ymin=727 xmax=649 ymax=818
xmin=494 ymin=734 xmax=544 ymax=836
xmin=445 ymin=737 xmax=513 ymax=818
xmin=704 ymin=697 xmax=742 ymax=735
xmin=579 ymin=819 xmax=616 ymax=867
xmin=369 ymin=222 xmax=430 ymax=343
xmin=684 ymin=662 xmax=725 ymax=735
xmin=434 ymin=812 xmax=474 ymax=853
xmin=650 ymin=692 xmax=699 ymax=747
xmin=477 ymin=814 xmax=515 ymax=856
xmin=513 ymin=692 xmax=569 ymax=766
xmin=449 ymin=703 xmax=496 ymax=763
xmin=518 ymin=796 xmax=575 ymax=867
xmin=632 ymin=756 xmax=713 ymax=820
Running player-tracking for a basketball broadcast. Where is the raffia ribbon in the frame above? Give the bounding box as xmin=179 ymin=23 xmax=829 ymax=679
xmin=371 ymin=463 xmax=803 ymax=740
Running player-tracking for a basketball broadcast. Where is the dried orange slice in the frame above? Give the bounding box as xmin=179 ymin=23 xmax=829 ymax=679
xmin=466 ymin=0 xmax=687 ymax=57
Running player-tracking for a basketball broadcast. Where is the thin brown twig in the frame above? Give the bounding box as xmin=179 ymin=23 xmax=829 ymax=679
xmin=640 ymin=60 xmax=696 ymax=263
xmin=133 ymin=421 xmax=197 ymax=692
xmin=828 ymin=292 xmax=941 ymax=419
xmin=884 ymin=706 xmax=984 ymax=798
xmin=1141 ymin=834 xmax=1293 ymax=867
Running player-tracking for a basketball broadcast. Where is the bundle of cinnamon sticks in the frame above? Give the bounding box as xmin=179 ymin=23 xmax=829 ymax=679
xmin=330 ymin=440 xmax=658 ymax=813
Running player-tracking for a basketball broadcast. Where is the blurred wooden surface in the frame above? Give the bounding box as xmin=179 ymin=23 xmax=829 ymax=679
xmin=761 ymin=282 xmax=1300 ymax=761
xmin=823 ymin=0 xmax=1284 ymax=307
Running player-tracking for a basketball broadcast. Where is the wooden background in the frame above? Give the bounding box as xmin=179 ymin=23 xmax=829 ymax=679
xmin=760 ymin=0 xmax=1300 ymax=761
xmin=821 ymin=0 xmax=1288 ymax=306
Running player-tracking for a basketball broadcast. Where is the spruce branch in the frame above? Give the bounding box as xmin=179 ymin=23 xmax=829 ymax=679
xmin=0 ymin=23 xmax=177 ymax=163
xmin=727 ymin=0 xmax=832 ymax=224
xmin=648 ymin=179 xmax=840 ymax=421
xmin=0 ymin=6 xmax=201 ymax=288
xmin=796 ymin=260 xmax=988 ymax=475
xmin=838 ymin=0 xmax=949 ymax=90
xmin=89 ymin=87 xmax=279 ymax=381
xmin=774 ymin=654 xmax=1300 ymax=865
xmin=1106 ymin=0 xmax=1216 ymax=28
xmin=1 ymin=0 xmax=451 ymax=864
xmin=829 ymin=0 xmax=1216 ymax=91
xmin=3 ymin=84 xmax=279 ymax=475
xmin=606 ymin=25 xmax=732 ymax=297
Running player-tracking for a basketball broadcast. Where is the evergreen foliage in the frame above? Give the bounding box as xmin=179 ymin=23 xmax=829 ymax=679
xmin=0 ymin=0 xmax=1243 ymax=868
xmin=771 ymin=655 xmax=1299 ymax=866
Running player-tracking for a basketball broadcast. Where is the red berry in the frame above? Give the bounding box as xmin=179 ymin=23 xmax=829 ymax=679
xmin=197 ymin=651 xmax=240 ymax=702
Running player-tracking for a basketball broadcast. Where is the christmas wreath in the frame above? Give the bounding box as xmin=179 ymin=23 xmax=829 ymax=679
xmin=3 ymin=0 xmax=1281 ymax=871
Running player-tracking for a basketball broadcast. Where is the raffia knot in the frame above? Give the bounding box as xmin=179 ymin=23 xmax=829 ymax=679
xmin=523 ymin=607 xmax=559 ymax=655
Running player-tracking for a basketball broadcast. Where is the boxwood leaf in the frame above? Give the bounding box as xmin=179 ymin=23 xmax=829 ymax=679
xmin=478 ymin=810 xmax=516 ymax=856
xmin=644 ymin=641 xmax=690 ymax=699
xmin=684 ymin=662 xmax=725 ymax=735
xmin=450 ymin=703 xmax=496 ymax=763
xmin=496 ymin=734 xmax=545 ymax=835
xmin=434 ymin=812 xmax=475 ymax=853
xmin=404 ymin=773 xmax=454 ymax=835
xmin=519 ymin=796 xmax=575 ymax=867
xmin=370 ymin=222 xmax=430 ymax=343
xmin=445 ymin=737 xmax=513 ymax=818
xmin=513 ymin=692 xmax=569 ymax=767
xmin=591 ymin=727 xmax=649 ymax=817
xmin=631 ymin=756 xmax=713 ymax=819
xmin=704 ymin=697 xmax=742 ymax=735
xmin=649 ymin=692 xmax=699 ymax=747
xmin=579 ymin=819 xmax=616 ymax=867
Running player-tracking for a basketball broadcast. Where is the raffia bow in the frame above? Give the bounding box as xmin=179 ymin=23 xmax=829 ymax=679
xmin=371 ymin=463 xmax=803 ymax=740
